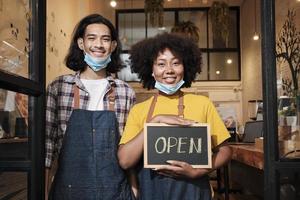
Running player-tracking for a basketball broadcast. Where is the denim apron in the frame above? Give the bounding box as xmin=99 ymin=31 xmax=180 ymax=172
xmin=50 ymin=84 xmax=132 ymax=200
xmin=137 ymin=91 xmax=212 ymax=200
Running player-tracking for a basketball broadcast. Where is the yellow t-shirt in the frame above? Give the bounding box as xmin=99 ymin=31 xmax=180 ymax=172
xmin=120 ymin=93 xmax=230 ymax=148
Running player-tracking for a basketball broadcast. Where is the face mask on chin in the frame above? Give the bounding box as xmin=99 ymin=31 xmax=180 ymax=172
xmin=84 ymin=52 xmax=111 ymax=72
xmin=154 ymin=79 xmax=185 ymax=95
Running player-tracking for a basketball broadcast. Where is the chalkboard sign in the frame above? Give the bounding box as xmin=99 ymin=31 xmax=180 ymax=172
xmin=144 ymin=123 xmax=212 ymax=168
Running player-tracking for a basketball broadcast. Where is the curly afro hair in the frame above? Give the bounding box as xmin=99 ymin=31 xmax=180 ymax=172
xmin=130 ymin=33 xmax=202 ymax=90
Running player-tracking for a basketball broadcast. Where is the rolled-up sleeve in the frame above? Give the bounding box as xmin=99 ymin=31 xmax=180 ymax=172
xmin=45 ymin=82 xmax=58 ymax=168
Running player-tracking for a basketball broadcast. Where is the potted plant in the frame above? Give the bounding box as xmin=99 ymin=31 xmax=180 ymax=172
xmin=209 ymin=1 xmax=230 ymax=47
xmin=144 ymin=0 xmax=164 ymax=27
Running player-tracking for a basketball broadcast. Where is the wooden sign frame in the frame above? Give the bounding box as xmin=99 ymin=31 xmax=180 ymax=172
xmin=144 ymin=123 xmax=212 ymax=168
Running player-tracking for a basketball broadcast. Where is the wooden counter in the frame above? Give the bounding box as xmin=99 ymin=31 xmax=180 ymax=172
xmin=228 ymin=144 xmax=264 ymax=199
xmin=230 ymin=143 xmax=264 ymax=170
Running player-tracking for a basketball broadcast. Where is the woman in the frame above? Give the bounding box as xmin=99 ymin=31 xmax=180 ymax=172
xmin=118 ymin=33 xmax=232 ymax=200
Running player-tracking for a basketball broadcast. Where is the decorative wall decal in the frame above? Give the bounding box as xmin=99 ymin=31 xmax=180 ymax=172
xmin=47 ymin=31 xmax=59 ymax=57
xmin=10 ymin=23 xmax=19 ymax=40
xmin=51 ymin=12 xmax=55 ymax=23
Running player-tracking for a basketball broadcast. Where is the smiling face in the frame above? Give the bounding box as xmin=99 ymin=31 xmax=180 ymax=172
xmin=77 ymin=23 xmax=116 ymax=59
xmin=152 ymin=48 xmax=184 ymax=86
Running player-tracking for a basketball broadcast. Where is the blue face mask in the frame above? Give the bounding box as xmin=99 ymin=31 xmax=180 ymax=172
xmin=154 ymin=79 xmax=185 ymax=95
xmin=84 ymin=53 xmax=111 ymax=72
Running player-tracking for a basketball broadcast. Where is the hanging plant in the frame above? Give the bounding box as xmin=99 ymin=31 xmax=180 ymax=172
xmin=144 ymin=0 xmax=164 ymax=27
xmin=209 ymin=1 xmax=230 ymax=47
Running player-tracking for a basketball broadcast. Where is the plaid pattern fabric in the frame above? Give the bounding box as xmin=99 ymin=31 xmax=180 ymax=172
xmin=45 ymin=72 xmax=136 ymax=168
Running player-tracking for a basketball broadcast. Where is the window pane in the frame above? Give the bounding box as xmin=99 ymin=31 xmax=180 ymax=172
xmin=209 ymin=10 xmax=238 ymax=48
xmin=209 ymin=52 xmax=239 ymax=80
xmin=0 ymin=0 xmax=30 ymax=78
xmin=0 ymin=171 xmax=27 ymax=199
xmin=195 ymin=52 xmax=208 ymax=80
xmin=119 ymin=13 xmax=146 ymax=50
xmin=147 ymin=11 xmax=175 ymax=37
xmin=0 ymin=89 xmax=28 ymax=159
xmin=178 ymin=10 xmax=207 ymax=48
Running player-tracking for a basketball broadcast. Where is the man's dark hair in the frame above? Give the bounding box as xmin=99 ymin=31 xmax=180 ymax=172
xmin=65 ymin=14 xmax=122 ymax=73
xmin=130 ymin=33 xmax=202 ymax=89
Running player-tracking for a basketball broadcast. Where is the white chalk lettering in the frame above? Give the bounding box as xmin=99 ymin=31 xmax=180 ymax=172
xmin=154 ymin=136 xmax=203 ymax=154
xmin=167 ymin=137 xmax=178 ymax=153
xmin=189 ymin=138 xmax=202 ymax=153
xmin=155 ymin=137 xmax=166 ymax=154
xmin=177 ymin=137 xmax=188 ymax=153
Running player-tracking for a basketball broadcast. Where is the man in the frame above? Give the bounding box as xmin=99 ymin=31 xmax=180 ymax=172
xmin=45 ymin=14 xmax=135 ymax=199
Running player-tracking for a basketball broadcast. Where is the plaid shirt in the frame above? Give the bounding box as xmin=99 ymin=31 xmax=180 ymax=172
xmin=45 ymin=72 xmax=136 ymax=168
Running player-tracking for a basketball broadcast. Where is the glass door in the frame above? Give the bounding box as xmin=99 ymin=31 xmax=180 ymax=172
xmin=0 ymin=0 xmax=46 ymax=199
xmin=262 ymin=0 xmax=300 ymax=199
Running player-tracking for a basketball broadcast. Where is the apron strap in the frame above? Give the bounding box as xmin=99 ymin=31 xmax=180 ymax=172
xmin=146 ymin=91 xmax=184 ymax=123
xmin=178 ymin=92 xmax=184 ymax=118
xmin=106 ymin=81 xmax=116 ymax=111
xmin=73 ymin=85 xmax=80 ymax=109
xmin=146 ymin=93 xmax=158 ymax=123
xmin=72 ymin=80 xmax=116 ymax=111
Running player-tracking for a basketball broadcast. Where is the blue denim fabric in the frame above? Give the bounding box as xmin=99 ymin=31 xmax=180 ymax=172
xmin=137 ymin=162 xmax=212 ymax=200
xmin=51 ymin=110 xmax=132 ymax=200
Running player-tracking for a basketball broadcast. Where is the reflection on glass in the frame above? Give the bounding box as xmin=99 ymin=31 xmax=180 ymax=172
xmin=0 ymin=0 xmax=30 ymax=78
xmin=0 ymin=172 xmax=27 ymax=199
xmin=0 ymin=89 xmax=29 ymax=159
xmin=117 ymin=53 xmax=139 ymax=82
xmin=147 ymin=11 xmax=175 ymax=38
xmin=209 ymin=52 xmax=239 ymax=80
xmin=279 ymin=170 xmax=299 ymax=200
xmin=119 ymin=13 xmax=146 ymax=50
xmin=178 ymin=11 xmax=207 ymax=48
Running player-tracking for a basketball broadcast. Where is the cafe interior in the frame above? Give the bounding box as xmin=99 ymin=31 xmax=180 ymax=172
xmin=0 ymin=0 xmax=300 ymax=199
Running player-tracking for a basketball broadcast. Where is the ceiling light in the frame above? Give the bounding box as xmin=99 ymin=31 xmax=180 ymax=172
xmin=110 ymin=0 xmax=117 ymax=7
xmin=226 ymin=59 xmax=232 ymax=64
xmin=253 ymin=33 xmax=260 ymax=40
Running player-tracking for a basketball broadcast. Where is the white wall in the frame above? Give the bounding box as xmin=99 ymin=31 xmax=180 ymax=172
xmin=240 ymin=0 xmax=262 ymax=123
xmin=46 ymin=0 xmax=91 ymax=84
